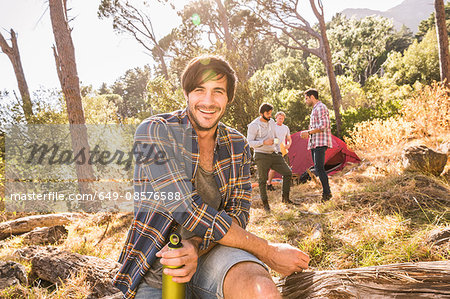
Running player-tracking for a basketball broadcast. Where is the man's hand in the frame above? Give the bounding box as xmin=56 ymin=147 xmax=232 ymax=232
xmin=263 ymin=138 xmax=274 ymax=145
xmin=156 ymin=237 xmax=200 ymax=283
xmin=264 ymin=243 xmax=310 ymax=276
xmin=300 ymin=131 xmax=309 ymax=139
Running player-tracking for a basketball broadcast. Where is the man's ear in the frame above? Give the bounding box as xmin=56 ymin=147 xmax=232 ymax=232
xmin=183 ymin=91 xmax=189 ymax=102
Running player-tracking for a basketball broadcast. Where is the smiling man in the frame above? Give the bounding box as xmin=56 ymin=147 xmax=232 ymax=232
xmin=113 ymin=55 xmax=309 ymax=299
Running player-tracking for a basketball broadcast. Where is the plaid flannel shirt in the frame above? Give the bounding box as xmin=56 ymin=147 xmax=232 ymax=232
xmin=308 ymin=101 xmax=333 ymax=150
xmin=112 ymin=109 xmax=252 ymax=299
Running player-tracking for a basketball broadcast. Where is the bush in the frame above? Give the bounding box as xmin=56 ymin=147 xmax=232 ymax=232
xmin=346 ymin=82 xmax=450 ymax=150
xmin=339 ymin=76 xmax=412 ymax=137
xmin=401 ymin=82 xmax=450 ymax=137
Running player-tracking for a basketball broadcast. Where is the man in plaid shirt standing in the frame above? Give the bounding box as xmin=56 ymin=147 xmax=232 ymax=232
xmin=301 ymin=88 xmax=333 ymax=201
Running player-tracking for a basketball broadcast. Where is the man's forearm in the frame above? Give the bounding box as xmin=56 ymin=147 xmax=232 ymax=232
xmin=216 ymin=220 xmax=310 ymax=276
xmin=217 ymin=221 xmax=273 ymax=265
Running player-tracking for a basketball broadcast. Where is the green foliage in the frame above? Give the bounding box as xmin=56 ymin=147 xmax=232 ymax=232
xmin=314 ymin=74 xmax=412 ymax=137
xmin=339 ymin=76 xmax=412 ymax=137
xmin=146 ymin=76 xmax=185 ymax=116
xmin=250 ymin=57 xmax=313 ymax=95
xmin=247 ymin=57 xmax=313 ymax=133
xmin=313 ymin=75 xmax=366 ymax=110
xmin=282 ymin=89 xmax=310 ymax=133
xmin=106 ymin=65 xmax=152 ymax=118
xmin=309 ymin=14 xmax=413 ymax=85
xmin=82 ymin=94 xmax=122 ymax=124
xmin=384 ymin=29 xmax=440 ymax=86
xmin=223 ymin=82 xmax=262 ymax=133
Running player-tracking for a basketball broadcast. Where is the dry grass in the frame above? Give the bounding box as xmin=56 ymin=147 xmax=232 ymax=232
xmin=0 ymin=82 xmax=449 ymax=297
xmin=248 ymin=161 xmax=449 ymax=274
xmin=0 ymin=270 xmax=91 ymax=299
xmin=346 ymin=82 xmax=450 ymax=151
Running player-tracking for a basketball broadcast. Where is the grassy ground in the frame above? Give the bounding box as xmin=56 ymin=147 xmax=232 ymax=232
xmin=1 ymin=139 xmax=448 ymax=297
xmin=248 ymin=150 xmax=449 ymax=276
xmin=0 ymin=83 xmax=448 ymax=297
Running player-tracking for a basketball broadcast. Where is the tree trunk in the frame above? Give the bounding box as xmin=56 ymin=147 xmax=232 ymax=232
xmin=215 ymin=0 xmax=234 ymax=51
xmin=435 ymin=0 xmax=450 ymax=85
xmin=278 ymin=261 xmax=450 ymax=298
xmin=49 ymin=0 xmax=98 ymax=211
xmin=154 ymin=45 xmax=170 ymax=81
xmin=0 ymin=29 xmax=34 ymax=122
xmin=314 ymin=1 xmax=343 ymax=137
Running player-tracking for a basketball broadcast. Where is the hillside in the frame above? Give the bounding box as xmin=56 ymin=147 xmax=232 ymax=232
xmin=341 ymin=0 xmax=438 ymax=32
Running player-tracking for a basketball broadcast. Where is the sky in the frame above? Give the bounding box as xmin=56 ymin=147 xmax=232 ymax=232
xmin=0 ymin=0 xmax=405 ymax=96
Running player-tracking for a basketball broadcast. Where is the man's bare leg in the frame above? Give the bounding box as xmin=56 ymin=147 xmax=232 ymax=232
xmin=223 ymin=262 xmax=281 ymax=299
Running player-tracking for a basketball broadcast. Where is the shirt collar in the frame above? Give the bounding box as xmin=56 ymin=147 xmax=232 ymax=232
xmin=312 ymin=101 xmax=322 ymax=110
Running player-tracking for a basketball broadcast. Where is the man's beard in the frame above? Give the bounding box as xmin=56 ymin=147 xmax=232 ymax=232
xmin=187 ymin=104 xmax=224 ymax=131
xmin=262 ymin=115 xmax=271 ymax=122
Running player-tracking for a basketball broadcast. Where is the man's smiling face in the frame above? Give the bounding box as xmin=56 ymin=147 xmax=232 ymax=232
xmin=185 ymin=74 xmax=228 ymax=132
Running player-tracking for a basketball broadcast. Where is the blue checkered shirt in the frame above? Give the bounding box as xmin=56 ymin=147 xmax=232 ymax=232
xmin=112 ymin=109 xmax=252 ymax=298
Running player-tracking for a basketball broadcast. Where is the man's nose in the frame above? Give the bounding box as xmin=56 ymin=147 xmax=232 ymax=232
xmin=203 ymin=90 xmax=214 ymax=103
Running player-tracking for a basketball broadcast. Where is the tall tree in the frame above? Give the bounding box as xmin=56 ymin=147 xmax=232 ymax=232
xmin=109 ymin=65 xmax=152 ymax=118
xmin=98 ymin=0 xmax=170 ymax=80
xmin=247 ymin=0 xmax=343 ymax=136
xmin=49 ymin=0 xmax=96 ymax=210
xmin=214 ymin=0 xmax=234 ymax=51
xmin=0 ymin=29 xmax=34 ymax=122
xmin=315 ymin=14 xmax=412 ymax=85
xmin=416 ymin=2 xmax=450 ymax=42
xmin=435 ymin=0 xmax=450 ymax=84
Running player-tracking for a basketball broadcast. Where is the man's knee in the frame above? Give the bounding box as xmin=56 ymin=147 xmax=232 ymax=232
xmin=224 ymin=262 xmax=280 ymax=299
xmin=249 ymin=276 xmax=280 ymax=299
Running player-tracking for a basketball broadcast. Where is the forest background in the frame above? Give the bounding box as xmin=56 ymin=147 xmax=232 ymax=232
xmin=0 ymin=0 xmax=449 ymax=297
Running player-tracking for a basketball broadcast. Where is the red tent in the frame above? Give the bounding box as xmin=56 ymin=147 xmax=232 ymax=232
xmin=287 ymin=132 xmax=361 ymax=176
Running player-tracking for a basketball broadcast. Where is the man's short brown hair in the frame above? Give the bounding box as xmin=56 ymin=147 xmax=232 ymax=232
xmin=259 ymin=103 xmax=273 ymax=114
xmin=304 ymin=88 xmax=319 ymax=99
xmin=181 ymin=55 xmax=237 ymax=103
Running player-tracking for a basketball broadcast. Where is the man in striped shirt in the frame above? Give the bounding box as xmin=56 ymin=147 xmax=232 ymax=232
xmin=113 ymin=55 xmax=309 ymax=299
xmin=301 ymin=88 xmax=333 ymax=201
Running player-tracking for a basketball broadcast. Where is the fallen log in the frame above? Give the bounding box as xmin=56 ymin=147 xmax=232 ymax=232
xmin=278 ymin=261 xmax=450 ymax=298
xmin=22 ymin=225 xmax=68 ymax=245
xmin=0 ymin=213 xmax=79 ymax=240
xmin=15 ymin=246 xmax=120 ymax=298
xmin=0 ymin=261 xmax=27 ymax=290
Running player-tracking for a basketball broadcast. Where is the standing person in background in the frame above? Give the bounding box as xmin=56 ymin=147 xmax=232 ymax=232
xmin=267 ymin=111 xmax=292 ymax=191
xmin=301 ymin=88 xmax=333 ymax=201
xmin=247 ymin=103 xmax=293 ymax=212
